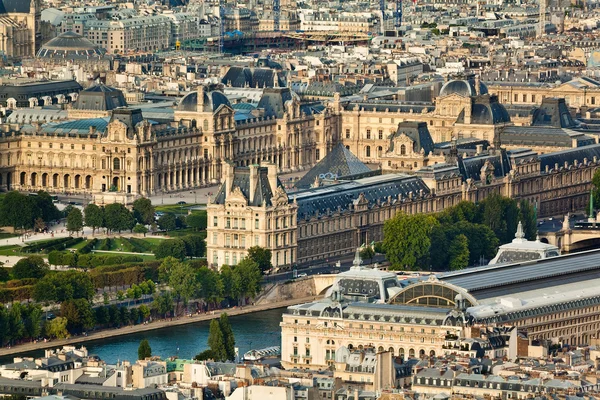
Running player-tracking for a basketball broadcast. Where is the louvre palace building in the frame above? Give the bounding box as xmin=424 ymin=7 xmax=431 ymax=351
xmin=1 ymin=75 xmax=600 ymax=266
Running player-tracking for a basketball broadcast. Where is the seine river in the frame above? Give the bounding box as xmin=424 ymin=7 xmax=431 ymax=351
xmin=4 ymin=308 xmax=285 ymax=365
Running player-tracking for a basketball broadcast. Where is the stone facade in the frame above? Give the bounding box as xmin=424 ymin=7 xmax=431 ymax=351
xmin=0 ymin=0 xmax=40 ymax=58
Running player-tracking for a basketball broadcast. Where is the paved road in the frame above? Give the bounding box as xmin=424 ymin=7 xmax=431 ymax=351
xmin=0 ymin=295 xmax=319 ymax=358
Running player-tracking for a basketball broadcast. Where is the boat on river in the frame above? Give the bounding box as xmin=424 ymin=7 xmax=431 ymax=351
xmin=243 ymin=346 xmax=281 ymax=361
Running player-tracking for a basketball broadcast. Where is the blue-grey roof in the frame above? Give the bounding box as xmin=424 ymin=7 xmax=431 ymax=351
xmin=389 ymin=121 xmax=434 ymax=155
xmin=257 ymin=87 xmax=297 ymax=118
xmin=439 ymin=79 xmax=488 ymax=98
xmin=294 ymin=174 xmax=430 ymax=220
xmin=457 ymin=151 xmax=511 ymax=182
xmin=0 ymin=0 xmax=31 ymax=13
xmin=532 ymin=97 xmax=575 ymax=128
xmin=440 ymin=249 xmax=600 ymax=300
xmin=456 ymin=96 xmax=510 ymax=125
xmin=42 ymin=117 xmax=109 ymax=135
xmin=295 ymin=144 xmax=373 ymax=189
xmin=212 ymin=165 xmax=283 ymax=207
xmin=73 ymin=84 xmax=127 ymax=111
xmin=222 ymin=67 xmax=283 ymax=89
xmin=539 ymin=144 xmax=600 ymax=171
xmin=177 ymin=89 xmax=231 ymax=113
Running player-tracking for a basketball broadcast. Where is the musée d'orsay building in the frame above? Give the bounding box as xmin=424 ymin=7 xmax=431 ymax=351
xmin=1 ymin=76 xmax=600 ymax=268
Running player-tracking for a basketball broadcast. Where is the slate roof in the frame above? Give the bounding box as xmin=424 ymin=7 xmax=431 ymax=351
xmin=389 ymin=121 xmax=435 ymax=155
xmin=212 ymin=165 xmax=284 ymax=207
xmin=457 ymin=151 xmax=511 ymax=182
xmin=532 ymin=98 xmax=576 ymax=128
xmin=0 ymin=0 xmax=31 ymax=13
xmin=539 ymin=144 xmax=600 ymax=171
xmin=439 ymin=78 xmax=488 ymax=97
xmin=37 ymin=31 xmax=104 ymax=59
xmin=456 ymin=95 xmax=511 ymax=125
xmin=502 ymin=126 xmax=595 ymax=148
xmin=73 ymin=84 xmax=127 ymax=111
xmin=0 ymin=80 xmax=83 ymax=108
xmin=294 ymin=174 xmax=430 ymax=220
xmin=257 ymin=87 xmax=297 ymax=118
xmin=295 ymin=144 xmax=373 ymax=189
xmin=222 ymin=67 xmax=284 ymax=89
xmin=177 ymin=89 xmax=231 ymax=113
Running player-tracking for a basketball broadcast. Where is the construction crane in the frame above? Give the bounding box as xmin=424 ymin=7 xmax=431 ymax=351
xmin=380 ymin=0 xmax=402 ymax=34
xmin=273 ymin=0 xmax=281 ymax=32
xmin=219 ymin=0 xmax=225 ymax=54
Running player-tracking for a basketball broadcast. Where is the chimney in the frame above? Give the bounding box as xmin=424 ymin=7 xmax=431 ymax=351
xmin=197 ymin=85 xmax=205 ymax=108
xmin=249 ymin=164 xmax=258 ymax=204
xmin=266 ymin=163 xmax=278 ymax=196
xmin=475 ymin=75 xmax=481 ymax=95
xmin=476 ymin=144 xmax=483 ymax=154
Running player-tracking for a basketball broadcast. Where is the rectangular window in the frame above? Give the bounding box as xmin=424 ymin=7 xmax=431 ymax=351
xmin=241 ymin=236 xmax=246 ymax=248
xmin=213 ymin=216 xmax=218 ymax=227
xmin=241 ymin=219 xmax=246 ymax=229
xmin=378 ymin=130 xmax=383 ymax=140
xmin=254 ymin=236 xmax=259 ymax=246
xmin=345 ymin=129 xmax=350 ymax=139
xmin=213 ymin=233 xmax=218 ymax=244
xmin=226 ymin=217 xmax=231 ymax=228
xmin=255 ymin=219 xmax=259 ymax=229
xmin=366 ymin=129 xmax=371 ymax=139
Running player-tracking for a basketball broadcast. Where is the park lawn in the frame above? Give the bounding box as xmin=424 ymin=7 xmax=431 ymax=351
xmin=70 ymin=239 xmax=93 ymax=250
xmin=109 ymin=237 xmax=135 ymax=252
xmin=139 ymin=237 xmax=165 ymax=246
xmin=164 ymin=229 xmax=207 ymax=238
xmin=154 ymin=203 xmax=204 ymax=213
xmin=0 ymin=245 xmax=22 ymax=256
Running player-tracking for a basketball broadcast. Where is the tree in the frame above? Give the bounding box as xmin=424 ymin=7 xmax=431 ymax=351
xmin=133 ymin=224 xmax=148 ymax=236
xmin=383 ymin=213 xmax=439 ymax=270
xmin=132 ymin=198 xmax=155 ymax=226
xmin=158 ymin=213 xmax=177 ymax=232
xmin=33 ymin=270 xmax=94 ymax=303
xmin=139 ymin=305 xmax=151 ymax=321
xmin=519 ymin=199 xmax=538 ymax=241
xmin=220 ymin=265 xmax=238 ymax=303
xmin=33 ymin=191 xmax=61 ymax=223
xmin=479 ymin=193 xmax=519 ymax=245
xmin=84 ymin=203 xmax=104 ymax=235
xmin=154 ymin=239 xmax=186 ymax=260
xmin=359 ymin=246 xmax=375 ymax=264
xmin=66 ymin=207 xmax=83 ymax=236
xmin=138 ymin=339 xmax=152 ymax=359
xmin=247 ymin=246 xmax=273 ymax=273
xmin=197 ymin=266 xmax=224 ymax=308
xmin=186 ymin=213 xmax=206 ymax=231
xmin=12 ymin=256 xmax=48 ymax=279
xmin=23 ymin=304 xmax=43 ymax=340
xmin=195 ymin=349 xmax=216 ymax=361
xmin=46 ymin=317 xmax=69 ymax=339
xmin=0 ymin=267 xmax=9 ymax=282
xmin=0 ymin=192 xmax=37 ymax=230
xmin=7 ymin=303 xmax=24 ymax=344
xmin=104 ymin=203 xmax=135 ymax=233
xmin=127 ymin=284 xmax=142 ymax=300
xmin=152 ymin=291 xmax=174 ymax=318
xmin=207 ymin=319 xmax=227 ymax=361
xmin=169 ymin=260 xmax=198 ymax=312
xmin=232 ymin=258 xmax=262 ymax=305
xmin=61 ymin=299 xmax=95 ymax=334
xmin=34 ymin=218 xmax=46 ymax=233
xmin=448 ymin=234 xmax=470 ymax=271
xmin=593 ymin=169 xmax=600 ymax=211
xmin=219 ymin=313 xmax=236 ymax=361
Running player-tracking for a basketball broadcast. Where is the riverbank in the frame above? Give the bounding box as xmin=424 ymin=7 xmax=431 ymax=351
xmin=0 ymin=296 xmax=318 ymax=358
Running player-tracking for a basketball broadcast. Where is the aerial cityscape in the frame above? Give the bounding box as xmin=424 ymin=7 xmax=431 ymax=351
xmin=1 ymin=0 xmax=600 ymax=398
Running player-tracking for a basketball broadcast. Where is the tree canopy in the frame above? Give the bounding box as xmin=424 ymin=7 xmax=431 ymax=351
xmin=133 ymin=198 xmax=155 ymax=226
xmin=12 ymin=256 xmax=48 ymax=279
xmin=138 ymin=339 xmax=152 ymax=360
xmin=66 ymin=208 xmax=84 ymax=235
xmin=383 ymin=213 xmax=439 ymax=270
xmin=246 ymin=246 xmax=272 ymax=273
xmin=84 ymin=204 xmax=104 ymax=235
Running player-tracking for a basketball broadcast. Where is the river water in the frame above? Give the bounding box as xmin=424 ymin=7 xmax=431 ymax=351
xmin=4 ymin=308 xmax=285 ymax=365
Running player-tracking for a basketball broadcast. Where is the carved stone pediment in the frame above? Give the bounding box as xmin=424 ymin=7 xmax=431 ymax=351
xmin=227 ymin=186 xmax=247 ymax=204
xmin=272 ymin=186 xmax=289 ymax=207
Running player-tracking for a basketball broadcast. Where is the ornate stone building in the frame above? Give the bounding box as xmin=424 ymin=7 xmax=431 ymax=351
xmin=0 ymin=0 xmax=40 ymax=58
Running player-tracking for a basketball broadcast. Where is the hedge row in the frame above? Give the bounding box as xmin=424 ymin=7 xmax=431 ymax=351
xmin=78 ymin=238 xmax=99 ymax=254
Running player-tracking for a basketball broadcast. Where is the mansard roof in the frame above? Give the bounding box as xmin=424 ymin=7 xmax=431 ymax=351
xmin=73 ymin=84 xmax=127 ymax=111
xmin=294 ymin=174 xmax=430 ymax=220
xmin=212 ymin=165 xmax=284 ymax=207
xmin=389 ymin=121 xmax=435 ymax=155
xmin=295 ymin=144 xmax=373 ymax=189
xmin=457 ymin=150 xmax=511 ymax=182
xmin=222 ymin=67 xmax=284 ymax=89
xmin=531 ymin=97 xmax=576 ymax=128
xmin=538 ymin=143 xmax=600 ymax=172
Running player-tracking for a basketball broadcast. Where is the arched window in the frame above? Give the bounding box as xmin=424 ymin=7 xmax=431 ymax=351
xmin=114 ymin=157 xmax=121 ymax=170
xmin=400 ymin=144 xmax=406 ymax=155
xmin=365 ymin=146 xmax=371 ymax=157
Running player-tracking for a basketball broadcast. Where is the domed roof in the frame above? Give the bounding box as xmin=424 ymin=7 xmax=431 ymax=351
xmin=456 ymin=95 xmax=511 ymax=125
xmin=37 ymin=31 xmax=104 ymax=58
xmin=439 ymin=78 xmax=488 ymax=98
xmin=0 ymin=0 xmax=31 ymax=14
xmin=177 ymin=89 xmax=231 ymax=113
xmin=72 ymin=84 xmax=127 ymax=111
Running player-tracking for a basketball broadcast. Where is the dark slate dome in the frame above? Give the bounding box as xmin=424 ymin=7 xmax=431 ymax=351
xmin=456 ymin=95 xmax=511 ymax=125
xmin=177 ymin=89 xmax=231 ymax=113
xmin=0 ymin=0 xmax=31 ymax=14
xmin=73 ymin=84 xmax=127 ymax=111
xmin=37 ymin=31 xmax=105 ymax=58
xmin=439 ymin=78 xmax=488 ymax=98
